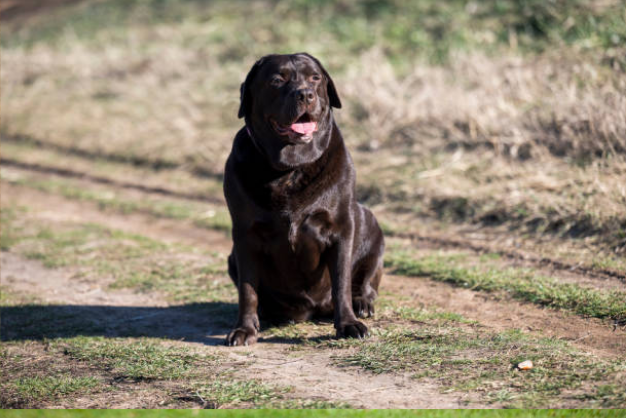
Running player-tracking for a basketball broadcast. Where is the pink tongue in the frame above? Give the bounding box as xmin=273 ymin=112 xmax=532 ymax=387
xmin=290 ymin=121 xmax=317 ymax=135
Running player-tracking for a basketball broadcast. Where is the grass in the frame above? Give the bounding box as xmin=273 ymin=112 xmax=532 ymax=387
xmin=0 ymin=139 xmax=225 ymax=196
xmin=392 ymin=305 xmax=476 ymax=325
xmin=0 ymin=341 xmax=104 ymax=408
xmin=0 ymin=205 xmax=24 ymax=251
xmin=2 ymin=0 xmax=626 ymax=410
xmin=271 ymin=399 xmax=352 ymax=409
xmin=0 ymin=286 xmax=40 ymax=307
xmin=2 ymin=335 xmax=322 ymax=408
xmin=2 ymin=0 xmax=625 ymax=164
xmin=59 ymin=338 xmax=346 ymax=408
xmin=59 ymin=336 xmax=218 ymax=381
xmin=196 ymin=375 xmax=351 ymax=408
xmin=332 ymin=324 xmax=626 ymax=408
xmin=0 ymin=169 xmax=232 ymax=235
xmin=385 ymin=248 xmax=626 ymax=322
xmin=0 ymin=204 xmax=234 ymax=303
xmin=3 ymin=0 xmax=624 ymax=63
xmin=12 ymin=375 xmax=100 ymax=402
xmin=195 ymin=379 xmax=290 ymax=409
xmin=7 ymin=411 xmax=626 ymax=418
xmin=3 ymin=0 xmax=626 ymax=259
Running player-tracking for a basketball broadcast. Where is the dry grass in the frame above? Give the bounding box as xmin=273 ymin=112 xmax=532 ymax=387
xmin=341 ymin=49 xmax=626 ymax=161
xmin=1 ymin=0 xmax=625 ymax=256
xmin=3 ymin=25 xmax=626 ymax=166
xmin=0 ymin=37 xmax=242 ymax=169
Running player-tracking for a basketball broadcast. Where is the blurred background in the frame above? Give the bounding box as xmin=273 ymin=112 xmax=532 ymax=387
xmin=1 ymin=0 xmax=625 ymax=269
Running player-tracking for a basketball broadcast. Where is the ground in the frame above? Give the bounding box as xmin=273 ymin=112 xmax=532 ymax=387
xmin=1 ymin=0 xmax=626 ymax=410
xmin=1 ymin=158 xmax=624 ymax=408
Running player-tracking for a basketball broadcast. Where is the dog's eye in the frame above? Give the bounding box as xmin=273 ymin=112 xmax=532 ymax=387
xmin=271 ymin=76 xmax=285 ymax=87
xmin=310 ymin=74 xmax=322 ymax=82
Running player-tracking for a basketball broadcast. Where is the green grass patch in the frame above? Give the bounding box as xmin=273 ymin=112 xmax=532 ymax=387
xmin=107 ymin=261 xmax=234 ymax=303
xmin=4 ymin=0 xmax=625 ymax=67
xmin=29 ymin=224 xmax=164 ymax=268
xmin=194 ymin=378 xmax=351 ymax=409
xmin=2 ymin=409 xmax=626 ymax=418
xmin=12 ymin=375 xmax=100 ymax=402
xmin=1 ymin=172 xmax=232 ymax=235
xmin=0 ymin=205 xmax=233 ymax=303
xmin=270 ymin=399 xmax=352 ymax=409
xmin=385 ymin=249 xmax=626 ymax=322
xmin=0 ymin=285 xmax=40 ymax=307
xmin=195 ymin=379 xmax=290 ymax=408
xmin=264 ymin=322 xmax=312 ymax=342
xmin=591 ymin=255 xmax=626 ymax=272
xmin=392 ymin=305 xmax=475 ymax=325
xmin=0 ymin=209 xmax=166 ymax=268
xmin=0 ymin=205 xmax=26 ymax=251
xmin=333 ymin=325 xmax=626 ymax=407
xmin=59 ymin=336 xmax=219 ymax=381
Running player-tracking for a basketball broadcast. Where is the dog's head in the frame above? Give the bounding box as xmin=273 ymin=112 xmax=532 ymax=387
xmin=238 ymin=53 xmax=342 ymax=170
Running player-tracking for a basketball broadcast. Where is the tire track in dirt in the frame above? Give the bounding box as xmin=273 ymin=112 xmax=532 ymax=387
xmin=1 ymin=157 xmax=223 ymax=204
xmin=396 ymin=230 xmax=626 ymax=283
xmin=3 ymin=182 xmax=624 ymax=359
xmin=383 ymin=275 xmax=625 ymax=358
xmin=4 ymin=157 xmax=623 ymax=284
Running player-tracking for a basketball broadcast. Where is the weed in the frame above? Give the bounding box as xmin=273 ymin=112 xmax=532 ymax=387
xmin=194 ymin=379 xmax=289 ymax=408
xmin=60 ymin=337 xmax=219 ymax=381
xmin=333 ymin=324 xmax=626 ymax=407
xmin=392 ymin=306 xmax=474 ymax=325
xmin=385 ymin=249 xmax=626 ymax=322
xmin=12 ymin=375 xmax=100 ymax=402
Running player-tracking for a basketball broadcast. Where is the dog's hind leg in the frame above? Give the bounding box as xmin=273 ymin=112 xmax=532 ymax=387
xmin=351 ymin=205 xmax=385 ymax=318
xmin=352 ymin=257 xmax=383 ymax=318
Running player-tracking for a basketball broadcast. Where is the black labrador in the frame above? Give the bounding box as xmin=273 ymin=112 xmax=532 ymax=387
xmin=224 ymin=53 xmax=384 ymax=346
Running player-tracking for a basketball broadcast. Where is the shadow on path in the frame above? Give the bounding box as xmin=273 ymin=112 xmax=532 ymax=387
xmin=1 ymin=302 xmax=236 ymax=345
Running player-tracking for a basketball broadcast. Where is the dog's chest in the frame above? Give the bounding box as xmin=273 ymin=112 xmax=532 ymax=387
xmin=252 ymin=208 xmax=333 ymax=272
xmin=267 ymin=170 xmax=309 ymax=207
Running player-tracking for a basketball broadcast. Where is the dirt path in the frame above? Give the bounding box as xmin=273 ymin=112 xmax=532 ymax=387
xmin=229 ymin=349 xmax=468 ymax=408
xmin=1 ymin=250 xmax=468 ymax=408
xmin=2 ymin=181 xmax=625 ymax=407
xmin=383 ymin=275 xmax=625 ymax=358
xmin=4 ymin=183 xmax=624 ymax=355
xmin=2 ymin=183 xmax=626 ymax=356
xmin=5 ymin=159 xmax=625 ymax=284
xmin=1 ymin=181 xmax=230 ymax=252
xmin=1 ymin=249 xmax=471 ymax=408
xmin=1 ymin=184 xmax=470 ymax=407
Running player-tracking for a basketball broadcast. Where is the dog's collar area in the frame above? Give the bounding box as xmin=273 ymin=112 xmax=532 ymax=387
xmin=245 ymin=125 xmax=271 ymax=160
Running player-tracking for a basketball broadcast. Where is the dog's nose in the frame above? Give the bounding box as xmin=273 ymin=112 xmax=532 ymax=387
xmin=296 ymin=88 xmax=315 ymax=104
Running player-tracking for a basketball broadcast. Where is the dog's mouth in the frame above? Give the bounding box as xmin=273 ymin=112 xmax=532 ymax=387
xmin=270 ymin=113 xmax=318 ymax=144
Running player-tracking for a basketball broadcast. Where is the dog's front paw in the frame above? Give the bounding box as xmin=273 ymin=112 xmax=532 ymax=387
xmin=226 ymin=326 xmax=258 ymax=346
xmin=336 ymin=320 xmax=369 ymax=339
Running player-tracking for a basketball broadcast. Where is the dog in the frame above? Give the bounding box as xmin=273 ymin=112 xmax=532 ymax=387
xmin=224 ymin=53 xmax=384 ymax=346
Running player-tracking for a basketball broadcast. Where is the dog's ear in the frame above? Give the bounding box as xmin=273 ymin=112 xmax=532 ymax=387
xmin=238 ymin=57 xmax=267 ymax=119
xmin=299 ymin=53 xmax=342 ymax=109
